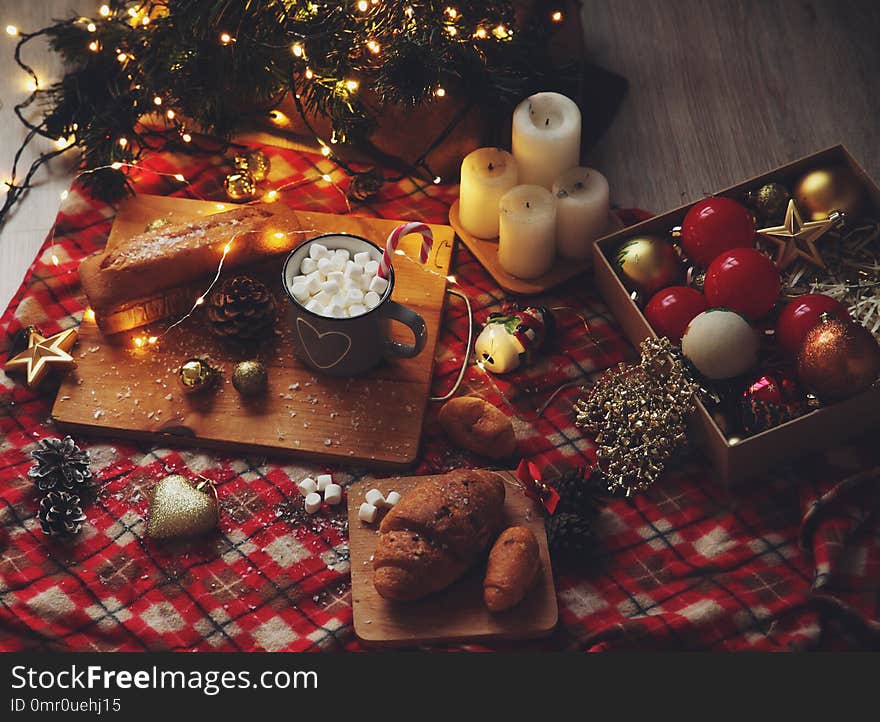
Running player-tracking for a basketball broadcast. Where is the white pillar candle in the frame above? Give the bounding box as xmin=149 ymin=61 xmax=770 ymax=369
xmin=498 ymin=185 xmax=557 ymax=279
xmin=458 ymin=148 xmax=518 ymax=239
xmin=512 ymin=92 xmax=581 ymax=189
xmin=552 ymin=167 xmax=611 ymax=261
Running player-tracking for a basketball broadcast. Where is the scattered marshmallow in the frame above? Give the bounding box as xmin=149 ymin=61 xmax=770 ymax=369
xmin=365 ymin=488 xmax=386 ymax=507
xmin=368 ymin=275 xmax=389 ymax=296
xmin=364 ymin=291 xmax=381 ymax=309
xmin=324 ymin=484 xmax=342 ymax=505
xmin=300 ymin=257 xmax=318 ymax=275
xmin=297 ymin=478 xmax=317 ymax=496
xmin=385 ymin=491 xmax=401 ymax=507
xmin=309 ymin=243 xmax=330 ymax=260
xmin=316 ymin=474 xmax=333 ymax=492
xmin=358 ymin=502 xmax=378 ymax=524
xmin=304 ymin=492 xmax=323 ymax=514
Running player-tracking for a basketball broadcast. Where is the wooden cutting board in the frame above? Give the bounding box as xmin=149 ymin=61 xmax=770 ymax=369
xmin=348 ymin=471 xmax=558 ymax=647
xmin=52 ymin=195 xmax=454 ymax=469
xmin=449 ymin=199 xmax=623 ymax=295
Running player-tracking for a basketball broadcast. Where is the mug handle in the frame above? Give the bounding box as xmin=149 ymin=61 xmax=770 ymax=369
xmin=379 ymin=301 xmax=427 ymax=359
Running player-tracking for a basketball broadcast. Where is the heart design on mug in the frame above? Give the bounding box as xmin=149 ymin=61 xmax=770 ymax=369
xmin=296 ymin=317 xmax=353 ymax=370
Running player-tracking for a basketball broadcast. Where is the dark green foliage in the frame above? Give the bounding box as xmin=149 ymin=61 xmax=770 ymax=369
xmin=2 ymin=0 xmax=569 ymax=219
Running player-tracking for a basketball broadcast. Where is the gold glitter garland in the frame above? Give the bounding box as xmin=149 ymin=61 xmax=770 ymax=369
xmin=574 ymin=337 xmax=698 ymax=496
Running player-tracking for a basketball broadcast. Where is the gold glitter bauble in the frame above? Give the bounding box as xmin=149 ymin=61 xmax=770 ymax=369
xmin=745 ymin=182 xmax=789 ymax=222
xmin=615 ymin=235 xmax=682 ymax=297
xmin=232 ymin=360 xmax=268 ymax=396
xmin=146 ymin=475 xmax=218 ymax=539
xmin=224 ymin=171 xmax=257 ymax=201
xmin=178 ymin=358 xmax=215 ymax=393
xmin=232 ymin=150 xmax=271 ymax=183
xmin=574 ymin=337 xmax=697 ymax=496
xmin=797 ymin=315 xmax=880 ymax=403
xmin=794 ymin=165 xmax=866 ymax=221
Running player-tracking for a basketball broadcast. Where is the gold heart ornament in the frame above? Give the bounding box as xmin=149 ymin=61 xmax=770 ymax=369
xmin=146 ymin=475 xmax=219 ymax=539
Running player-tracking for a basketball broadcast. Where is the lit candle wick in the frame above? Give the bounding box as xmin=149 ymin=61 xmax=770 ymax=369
xmin=487 ymin=162 xmax=494 ymax=171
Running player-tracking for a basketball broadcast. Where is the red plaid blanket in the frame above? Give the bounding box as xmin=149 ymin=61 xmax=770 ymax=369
xmin=1 ymin=145 xmax=877 ymax=651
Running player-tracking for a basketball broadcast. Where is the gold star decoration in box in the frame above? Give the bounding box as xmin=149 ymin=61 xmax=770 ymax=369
xmin=4 ymin=327 xmax=78 ymax=388
xmin=757 ymin=198 xmax=835 ymax=270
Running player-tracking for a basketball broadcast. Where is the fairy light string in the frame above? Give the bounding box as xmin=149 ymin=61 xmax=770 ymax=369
xmin=1 ymin=2 xmax=572 ymax=223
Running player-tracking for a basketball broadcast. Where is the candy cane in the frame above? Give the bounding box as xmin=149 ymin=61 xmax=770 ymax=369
xmin=378 ymin=222 xmax=434 ymax=279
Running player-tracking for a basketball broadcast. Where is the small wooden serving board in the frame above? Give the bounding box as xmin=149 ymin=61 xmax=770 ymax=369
xmin=449 ymin=199 xmax=623 ymax=295
xmin=348 ymin=471 xmax=558 ymax=647
xmin=52 ymin=195 xmax=454 ymax=469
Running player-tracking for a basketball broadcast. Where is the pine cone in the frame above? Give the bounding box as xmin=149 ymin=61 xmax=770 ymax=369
xmin=545 ymin=512 xmax=595 ymax=561
xmin=207 ymin=276 xmax=276 ymax=343
xmin=28 ymin=436 xmax=92 ymax=492
xmin=553 ymin=467 xmax=606 ymax=517
xmin=349 ymin=169 xmax=383 ymax=202
xmin=38 ymin=491 xmax=87 ymax=536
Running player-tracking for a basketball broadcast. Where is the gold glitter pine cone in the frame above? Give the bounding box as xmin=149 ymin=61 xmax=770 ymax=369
xmin=207 ymin=275 xmax=276 ymax=343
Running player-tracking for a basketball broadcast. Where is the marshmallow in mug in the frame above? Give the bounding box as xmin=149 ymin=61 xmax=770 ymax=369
xmin=290 ymin=242 xmax=389 ymax=318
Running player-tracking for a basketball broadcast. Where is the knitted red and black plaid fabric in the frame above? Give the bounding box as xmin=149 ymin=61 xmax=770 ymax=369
xmin=1 ymin=145 xmax=877 ymax=651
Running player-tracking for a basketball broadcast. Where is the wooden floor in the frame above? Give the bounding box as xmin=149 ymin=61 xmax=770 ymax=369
xmin=1 ymin=0 xmax=878 ymax=311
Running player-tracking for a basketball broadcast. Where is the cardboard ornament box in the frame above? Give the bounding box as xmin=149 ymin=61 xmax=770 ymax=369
xmin=592 ymin=145 xmax=880 ymax=485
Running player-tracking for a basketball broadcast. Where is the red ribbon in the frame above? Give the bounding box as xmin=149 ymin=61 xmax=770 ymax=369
xmin=516 ymin=459 xmax=560 ymax=515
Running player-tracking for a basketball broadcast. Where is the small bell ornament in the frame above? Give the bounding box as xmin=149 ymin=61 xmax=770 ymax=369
xmin=475 ymin=306 xmax=555 ymax=374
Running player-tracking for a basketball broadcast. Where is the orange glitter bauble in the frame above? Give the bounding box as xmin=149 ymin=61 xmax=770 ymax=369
xmin=797 ymin=316 xmax=880 ymax=402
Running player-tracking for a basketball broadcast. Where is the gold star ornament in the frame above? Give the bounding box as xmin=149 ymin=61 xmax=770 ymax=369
xmin=757 ymin=198 xmax=835 ymax=270
xmin=4 ymin=327 xmax=78 ymax=388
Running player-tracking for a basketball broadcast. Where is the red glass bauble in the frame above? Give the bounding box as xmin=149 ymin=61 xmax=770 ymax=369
xmin=740 ymin=371 xmax=807 ymax=434
xmin=704 ymin=248 xmax=780 ymax=320
xmin=776 ymin=294 xmax=849 ymax=357
xmin=680 ymin=197 xmax=755 ymax=267
xmin=644 ymin=286 xmax=708 ymax=341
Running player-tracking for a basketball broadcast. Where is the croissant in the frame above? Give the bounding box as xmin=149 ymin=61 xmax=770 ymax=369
xmin=373 ymin=469 xmax=506 ymax=601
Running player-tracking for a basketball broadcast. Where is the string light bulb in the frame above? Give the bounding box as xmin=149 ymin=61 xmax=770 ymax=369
xmin=99 ymin=5 xmax=110 ymax=17
xmin=118 ymin=137 xmax=128 ymax=148
xmin=219 ymin=32 xmax=233 ymax=45
xmin=304 ymin=67 xmax=314 ymax=79
xmin=86 ymin=22 xmax=96 ymax=32
xmin=320 ymin=145 xmax=331 ymax=156
xmin=434 ymin=87 xmax=446 ymax=97
xmin=181 ymin=132 xmax=192 ymax=143
xmin=357 ymin=0 xmax=368 ymax=10
xmin=321 ymin=174 xmax=332 ymax=182
xmin=173 ymin=173 xmax=185 ymax=182
xmin=117 ymin=52 xmax=128 ymax=62
xmin=166 ymin=109 xmax=175 ymax=119
xmin=26 ymin=78 xmax=38 ymax=92
xmin=6 ymin=25 xmax=19 ymax=36
xmin=292 ymin=42 xmax=304 ymax=57
xmin=153 ymin=95 xmax=162 ymax=105
xmin=366 ymin=39 xmax=380 ymax=54
xmin=83 ymin=308 xmax=96 ymax=323
xmin=551 ymin=10 xmax=563 ymax=22
xmin=475 ymin=26 xmax=487 ymax=38
xmin=345 ymin=79 xmax=359 ymax=92
xmin=88 ymin=40 xmax=99 ymax=52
